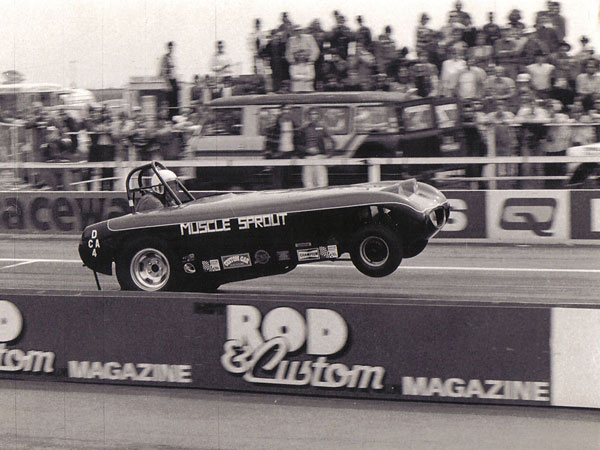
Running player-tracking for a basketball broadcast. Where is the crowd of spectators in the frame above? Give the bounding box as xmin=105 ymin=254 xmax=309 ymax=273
xmin=1 ymin=102 xmax=198 ymax=191
xmin=196 ymin=0 xmax=600 ymax=111
xmin=1 ymin=0 xmax=600 ymax=190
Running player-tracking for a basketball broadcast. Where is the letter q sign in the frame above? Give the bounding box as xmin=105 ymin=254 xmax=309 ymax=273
xmin=0 ymin=301 xmax=22 ymax=342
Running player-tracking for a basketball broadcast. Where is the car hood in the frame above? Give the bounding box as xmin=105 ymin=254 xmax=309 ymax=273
xmin=107 ymin=180 xmax=448 ymax=232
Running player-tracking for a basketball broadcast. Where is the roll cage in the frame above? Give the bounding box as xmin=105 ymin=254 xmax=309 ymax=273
xmin=125 ymin=161 xmax=195 ymax=214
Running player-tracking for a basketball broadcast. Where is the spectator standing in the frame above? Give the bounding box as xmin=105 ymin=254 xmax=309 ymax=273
xmin=389 ymin=65 xmax=416 ymax=95
xmin=248 ymin=19 xmax=269 ymax=77
xmin=375 ymin=26 xmax=397 ymax=77
xmin=322 ymin=49 xmax=348 ymax=91
xmin=415 ymin=13 xmax=435 ymax=61
xmin=190 ymin=75 xmax=203 ymax=110
xmin=521 ymin=26 xmax=551 ymax=66
xmin=567 ymin=100 xmax=598 ymax=185
xmin=548 ymin=2 xmax=566 ymax=41
xmin=130 ymin=116 xmax=156 ymax=163
xmin=307 ymin=19 xmax=327 ymax=90
xmin=450 ymin=0 xmax=471 ymax=27
xmin=329 ymin=13 xmax=353 ymax=60
xmin=286 ymin=26 xmax=320 ymax=92
xmin=159 ymin=41 xmax=179 ymax=119
xmin=268 ymin=13 xmax=294 ymax=93
xmin=550 ymin=41 xmax=576 ymax=107
xmin=265 ymin=105 xmax=298 ymax=159
xmin=211 ymin=41 xmax=233 ymax=96
xmin=156 ymin=118 xmax=182 ymax=162
xmin=346 ymin=40 xmax=376 ymax=91
xmin=494 ymin=28 xmax=520 ymax=80
xmin=507 ymin=9 xmax=526 ymax=32
xmin=24 ymin=103 xmax=49 ymax=187
xmin=482 ymin=12 xmax=502 ymax=46
xmin=82 ymin=106 xmax=101 ymax=190
xmin=537 ymin=1 xmax=566 ymax=42
xmin=298 ymin=107 xmax=334 ymax=188
xmin=265 ymin=105 xmax=299 ymax=188
xmin=576 ymin=58 xmax=600 ymax=100
xmin=469 ymin=31 xmax=494 ymax=69
xmin=96 ymin=109 xmax=116 ymax=191
xmin=121 ymin=107 xmax=140 ymax=161
xmin=440 ymin=46 xmax=466 ymax=96
xmin=412 ymin=54 xmax=440 ymax=97
xmin=439 ymin=12 xmax=466 ymax=60
xmin=569 ymin=100 xmax=596 ymax=145
xmin=535 ymin=16 xmax=561 ymax=55
xmin=574 ymin=36 xmax=595 ymax=70
xmin=484 ymin=65 xmax=516 ymax=109
xmin=486 ymin=99 xmax=517 ymax=188
xmin=527 ymin=51 xmax=555 ymax=98
xmin=462 ymin=16 xmax=477 ymax=48
xmin=543 ymin=99 xmax=572 ymax=188
xmin=355 ymin=16 xmax=373 ymax=53
xmin=515 ymin=95 xmax=551 ymax=186
xmin=455 ymin=55 xmax=487 ymax=100
xmin=462 ymin=99 xmax=488 ymax=188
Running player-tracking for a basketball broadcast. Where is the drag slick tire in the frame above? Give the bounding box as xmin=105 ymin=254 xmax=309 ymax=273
xmin=116 ymin=239 xmax=179 ymax=291
xmin=350 ymin=224 xmax=402 ymax=277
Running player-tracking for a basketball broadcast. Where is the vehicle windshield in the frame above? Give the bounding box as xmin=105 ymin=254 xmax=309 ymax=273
xmin=125 ymin=162 xmax=195 ymax=213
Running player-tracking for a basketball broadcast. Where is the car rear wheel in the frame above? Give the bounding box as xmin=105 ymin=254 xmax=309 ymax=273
xmin=350 ymin=224 xmax=402 ymax=277
xmin=116 ymin=239 xmax=178 ymax=291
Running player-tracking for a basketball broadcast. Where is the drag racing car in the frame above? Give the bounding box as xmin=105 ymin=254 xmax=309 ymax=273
xmin=79 ymin=162 xmax=450 ymax=292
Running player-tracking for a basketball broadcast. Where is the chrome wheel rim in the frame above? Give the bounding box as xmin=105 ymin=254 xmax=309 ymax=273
xmin=130 ymin=248 xmax=170 ymax=291
xmin=359 ymin=236 xmax=389 ymax=268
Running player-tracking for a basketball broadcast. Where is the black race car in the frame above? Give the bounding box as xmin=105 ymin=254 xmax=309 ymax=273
xmin=79 ymin=162 xmax=450 ymax=292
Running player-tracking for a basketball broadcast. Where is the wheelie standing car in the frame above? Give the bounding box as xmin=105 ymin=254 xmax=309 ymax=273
xmin=79 ymin=161 xmax=450 ymax=292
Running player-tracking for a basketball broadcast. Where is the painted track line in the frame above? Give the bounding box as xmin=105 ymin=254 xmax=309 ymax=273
xmin=307 ymin=263 xmax=600 ymax=274
xmin=0 ymin=261 xmax=37 ymax=270
xmin=0 ymin=258 xmax=598 ymax=275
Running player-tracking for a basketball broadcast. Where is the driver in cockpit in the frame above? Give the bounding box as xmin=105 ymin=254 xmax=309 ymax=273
xmin=135 ymin=169 xmax=180 ymax=212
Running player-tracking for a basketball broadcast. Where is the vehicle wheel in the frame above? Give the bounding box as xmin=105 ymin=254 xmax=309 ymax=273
xmin=350 ymin=224 xmax=402 ymax=277
xmin=116 ymin=239 xmax=178 ymax=291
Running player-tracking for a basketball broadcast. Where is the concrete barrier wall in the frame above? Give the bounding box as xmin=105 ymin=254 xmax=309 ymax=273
xmin=0 ymin=290 xmax=597 ymax=408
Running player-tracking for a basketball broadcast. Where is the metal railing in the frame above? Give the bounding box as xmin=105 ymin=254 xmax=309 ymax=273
xmin=0 ymin=122 xmax=598 ymax=190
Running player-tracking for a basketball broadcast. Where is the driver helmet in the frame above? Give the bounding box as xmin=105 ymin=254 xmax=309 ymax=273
xmin=150 ymin=169 xmax=178 ymax=195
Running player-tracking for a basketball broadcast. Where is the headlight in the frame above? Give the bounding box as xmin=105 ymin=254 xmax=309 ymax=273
xmin=428 ymin=210 xmax=438 ymax=227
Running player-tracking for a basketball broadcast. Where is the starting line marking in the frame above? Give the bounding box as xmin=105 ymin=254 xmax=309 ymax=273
xmin=0 ymin=258 xmax=598 ymax=274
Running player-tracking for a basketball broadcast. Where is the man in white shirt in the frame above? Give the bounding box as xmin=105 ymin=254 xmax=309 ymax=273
xmin=211 ymin=41 xmax=233 ymax=86
xmin=286 ymin=26 xmax=320 ymax=92
xmin=440 ymin=47 xmax=466 ymax=96
xmin=455 ymin=55 xmax=487 ymax=100
xmin=526 ymin=50 xmax=555 ymax=98
xmin=575 ymin=58 xmax=600 ymax=97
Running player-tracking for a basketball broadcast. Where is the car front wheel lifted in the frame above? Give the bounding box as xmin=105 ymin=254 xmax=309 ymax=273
xmin=350 ymin=224 xmax=402 ymax=277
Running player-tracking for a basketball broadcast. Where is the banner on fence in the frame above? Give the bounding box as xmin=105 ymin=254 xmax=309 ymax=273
xmin=4 ymin=291 xmax=594 ymax=407
xmin=1 ymin=190 xmax=600 ymax=243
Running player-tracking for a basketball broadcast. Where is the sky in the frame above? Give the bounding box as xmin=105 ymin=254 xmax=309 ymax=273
xmin=0 ymin=0 xmax=598 ymax=89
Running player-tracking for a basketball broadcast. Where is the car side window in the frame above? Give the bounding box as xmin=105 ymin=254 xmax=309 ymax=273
xmin=355 ymin=106 xmax=397 ymax=133
xmin=202 ymin=108 xmax=243 ymax=136
xmin=318 ymin=107 xmax=349 ymax=135
xmin=435 ymin=103 xmax=460 ymax=129
xmin=259 ymin=107 xmax=282 ymax=135
xmin=399 ymin=103 xmax=434 ymax=132
xmin=258 ymin=106 xmax=302 ymax=135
